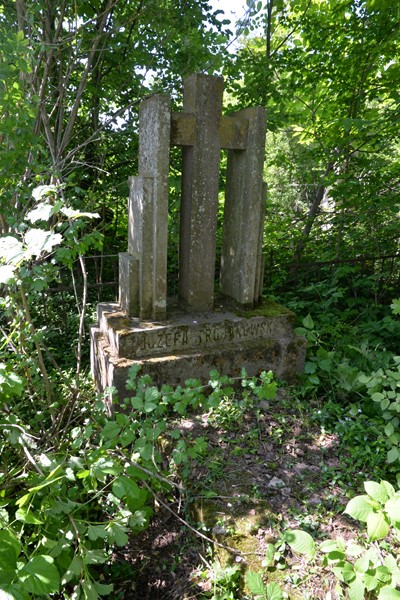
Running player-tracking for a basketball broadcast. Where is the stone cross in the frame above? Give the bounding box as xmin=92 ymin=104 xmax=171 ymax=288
xmin=119 ymin=73 xmax=266 ymax=320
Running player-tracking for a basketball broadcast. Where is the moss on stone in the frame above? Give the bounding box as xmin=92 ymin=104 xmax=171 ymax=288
xmin=235 ymin=299 xmax=294 ymax=320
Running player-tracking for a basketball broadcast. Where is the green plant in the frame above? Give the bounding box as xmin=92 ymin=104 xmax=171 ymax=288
xmin=206 ymin=370 xmax=277 ymax=430
xmin=358 ymin=357 xmax=400 ymax=471
xmin=245 ymin=529 xmax=315 ymax=599
xmin=321 ymin=480 xmax=400 ymax=599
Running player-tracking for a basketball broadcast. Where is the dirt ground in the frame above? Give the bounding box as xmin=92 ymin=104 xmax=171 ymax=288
xmin=110 ymin=390 xmax=366 ymax=599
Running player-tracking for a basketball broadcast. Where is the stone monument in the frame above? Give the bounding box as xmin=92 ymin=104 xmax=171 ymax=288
xmin=91 ymin=74 xmax=306 ymax=400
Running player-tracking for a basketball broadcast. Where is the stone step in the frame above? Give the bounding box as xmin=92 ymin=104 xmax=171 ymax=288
xmin=96 ymin=303 xmax=298 ymax=360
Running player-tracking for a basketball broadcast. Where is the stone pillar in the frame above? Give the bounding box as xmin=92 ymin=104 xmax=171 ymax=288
xmin=178 ymin=74 xmax=224 ymax=312
xmin=220 ymin=107 xmax=267 ymax=306
xmin=120 ymin=94 xmax=171 ymax=320
xmin=119 ymin=253 xmax=139 ymax=316
xmin=128 ymin=176 xmax=156 ymax=320
xmin=255 ymin=182 xmax=267 ymax=301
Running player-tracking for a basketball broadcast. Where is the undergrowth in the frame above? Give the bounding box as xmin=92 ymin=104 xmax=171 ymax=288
xmin=2 ymin=238 xmax=400 ymax=598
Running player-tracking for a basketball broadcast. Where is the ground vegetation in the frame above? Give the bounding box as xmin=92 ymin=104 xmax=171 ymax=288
xmin=1 ymin=0 xmax=400 ymax=597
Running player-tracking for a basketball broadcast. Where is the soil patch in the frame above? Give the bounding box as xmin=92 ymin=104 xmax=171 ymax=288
xmin=110 ymin=390 xmax=367 ymax=599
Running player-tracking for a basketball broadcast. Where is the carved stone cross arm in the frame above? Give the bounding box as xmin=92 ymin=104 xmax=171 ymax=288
xmin=119 ymin=73 xmax=267 ymax=320
xmin=171 ymin=73 xmax=266 ymax=311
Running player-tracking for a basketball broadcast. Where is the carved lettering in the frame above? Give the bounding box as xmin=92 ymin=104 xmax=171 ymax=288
xmin=130 ymin=318 xmax=270 ymax=358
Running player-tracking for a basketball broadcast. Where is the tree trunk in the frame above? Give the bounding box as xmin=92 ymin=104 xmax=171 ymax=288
xmin=291 ymin=162 xmax=334 ymax=276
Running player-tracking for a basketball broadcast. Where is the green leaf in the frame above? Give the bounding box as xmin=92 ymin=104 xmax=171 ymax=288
xmin=0 ymin=531 xmax=20 ymax=584
xmin=131 ymin=397 xmax=143 ymax=410
xmin=0 ymin=584 xmax=30 ymax=600
xmin=354 ymin=553 xmax=371 ymax=574
xmin=344 ymin=495 xmax=375 ymax=522
xmin=390 ymin=299 xmax=400 ymax=316
xmin=385 ymin=423 xmax=395 ymax=437
xmin=364 ymin=481 xmax=389 ymax=504
xmin=265 ymin=582 xmax=284 ymax=600
xmin=320 ymin=539 xmax=340 ymax=553
xmin=385 ymin=495 xmax=400 ymax=523
xmin=83 ymin=550 xmax=108 ymax=565
xmin=106 ymin=522 xmax=129 ymax=546
xmin=28 ymin=475 xmax=64 ymax=493
xmin=87 ymin=524 xmax=108 ymax=541
xmin=245 ymin=571 xmax=266 ymax=595
xmin=304 ymin=361 xmax=317 ymax=374
xmin=101 ymin=421 xmax=121 ymax=440
xmin=371 ymin=392 xmax=385 ymax=402
xmin=367 ymin=511 xmax=390 ymax=541
xmin=0 ymin=530 xmax=21 ymax=561
xmin=285 ymin=529 xmax=315 ymax=560
xmin=302 ymin=314 xmax=314 ymax=329
xmin=15 ymin=508 xmax=43 ymax=524
xmin=348 ymin=576 xmax=365 ymax=600
xmin=18 ymin=555 xmax=60 ymax=595
xmin=94 ymin=581 xmax=114 ymax=596
xmin=61 ymin=555 xmax=83 ymax=584
xmin=129 ymin=507 xmax=152 ymax=531
xmin=263 ymin=543 xmax=276 ymax=566
xmin=378 ymin=587 xmax=400 ymax=599
xmin=82 ymin=580 xmax=98 ymax=600
xmin=145 ymin=386 xmax=159 ymax=403
xmin=387 ymin=447 xmax=400 ymax=464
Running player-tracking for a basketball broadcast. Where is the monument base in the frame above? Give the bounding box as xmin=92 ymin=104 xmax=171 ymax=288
xmin=90 ymin=300 xmax=307 ymax=403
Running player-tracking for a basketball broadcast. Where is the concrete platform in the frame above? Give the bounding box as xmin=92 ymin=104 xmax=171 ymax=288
xmin=91 ymin=300 xmax=306 ymax=402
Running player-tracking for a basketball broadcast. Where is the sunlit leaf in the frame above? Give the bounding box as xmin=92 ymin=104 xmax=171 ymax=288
xmin=367 ymin=511 xmax=390 ymax=541
xmin=31 ymin=185 xmax=58 ymax=201
xmin=245 ymin=571 xmax=266 ymax=595
xmin=364 ymin=481 xmax=388 ymax=504
xmin=344 ymin=495 xmax=375 ymax=522
xmin=18 ymin=555 xmax=60 ymax=595
xmin=0 ymin=265 xmax=16 ymax=284
xmin=285 ymin=529 xmax=315 ymax=559
xmin=0 ymin=236 xmax=24 ymax=264
xmin=24 ymin=229 xmax=62 ymax=257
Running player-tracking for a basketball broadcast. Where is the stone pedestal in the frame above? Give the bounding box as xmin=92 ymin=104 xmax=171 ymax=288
xmin=91 ymin=300 xmax=306 ymax=401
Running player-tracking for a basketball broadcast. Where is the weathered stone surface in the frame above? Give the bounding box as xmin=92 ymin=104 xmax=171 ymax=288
xmin=100 ymin=309 xmax=297 ymax=360
xmin=128 ymin=175 xmax=156 ymax=319
xmin=219 ymin=115 xmax=248 ymax=150
xmin=118 ymin=252 xmax=139 ymax=316
xmin=179 ymin=73 xmax=224 ymax=312
xmin=91 ymin=319 xmax=307 ymax=402
xmin=220 ymin=107 xmax=267 ymax=306
xmin=126 ymin=94 xmax=170 ymax=320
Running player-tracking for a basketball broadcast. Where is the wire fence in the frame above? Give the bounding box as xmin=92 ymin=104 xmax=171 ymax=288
xmin=267 ymin=253 xmax=400 ymax=302
xmin=41 ymin=250 xmax=400 ymax=336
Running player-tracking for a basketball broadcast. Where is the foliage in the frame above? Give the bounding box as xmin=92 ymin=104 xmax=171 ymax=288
xmin=0 ymin=350 xmax=284 ymax=598
xmin=243 ymin=480 xmax=400 ymax=600
xmin=226 ymin=0 xmax=400 ymax=270
xmin=321 ymin=480 xmax=400 ymax=599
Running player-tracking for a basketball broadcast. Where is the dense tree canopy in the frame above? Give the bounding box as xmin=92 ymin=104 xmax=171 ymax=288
xmin=1 ymin=0 xmax=398 ymax=271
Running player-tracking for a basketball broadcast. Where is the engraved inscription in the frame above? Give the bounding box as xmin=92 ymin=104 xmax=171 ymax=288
xmin=119 ymin=318 xmax=277 ymax=359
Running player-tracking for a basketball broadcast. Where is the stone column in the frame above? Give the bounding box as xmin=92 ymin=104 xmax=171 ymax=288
xmin=178 ymin=74 xmax=224 ymax=312
xmin=128 ymin=175 xmax=156 ymax=320
xmin=119 ymin=253 xmax=139 ymax=316
xmin=120 ymin=94 xmax=170 ymax=320
xmin=220 ymin=107 xmax=267 ymax=306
